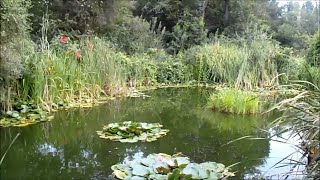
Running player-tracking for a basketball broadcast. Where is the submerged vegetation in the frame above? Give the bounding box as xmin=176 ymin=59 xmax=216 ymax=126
xmin=111 ymin=153 xmax=235 ymax=179
xmin=96 ymin=121 xmax=169 ymax=143
xmin=207 ymin=88 xmax=261 ymax=115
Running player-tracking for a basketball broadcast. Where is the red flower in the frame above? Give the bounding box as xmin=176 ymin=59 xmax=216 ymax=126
xmin=60 ymin=35 xmax=68 ymax=43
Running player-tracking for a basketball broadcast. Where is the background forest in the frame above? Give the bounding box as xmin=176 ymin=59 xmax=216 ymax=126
xmin=0 ymin=0 xmax=319 ymax=109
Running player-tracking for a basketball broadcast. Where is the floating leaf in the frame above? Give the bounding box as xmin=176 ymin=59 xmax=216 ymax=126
xmin=132 ymin=164 xmax=149 ymax=177
xmin=0 ymin=102 xmax=52 ymax=128
xmin=114 ymin=169 xmax=128 ymax=180
xmin=97 ymin=121 xmax=169 ymax=143
xmin=11 ymin=111 xmax=20 ymax=118
xmin=130 ymin=176 xmax=145 ymax=180
xmin=149 ymin=174 xmax=168 ymax=180
xmin=111 ymin=153 xmax=235 ymax=180
xmin=182 ymin=163 xmax=201 ymax=179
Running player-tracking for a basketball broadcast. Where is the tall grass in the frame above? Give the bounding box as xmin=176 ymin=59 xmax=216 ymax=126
xmin=182 ymin=35 xmax=280 ymax=89
xmin=207 ymin=88 xmax=261 ymax=114
xmin=11 ymin=36 xmax=193 ymax=110
xmin=16 ymin=37 xmax=129 ymax=107
xmin=268 ymin=82 xmax=319 ymax=179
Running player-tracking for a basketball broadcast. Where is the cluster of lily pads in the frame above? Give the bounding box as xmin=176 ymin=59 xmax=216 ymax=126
xmin=111 ymin=153 xmax=235 ymax=180
xmin=96 ymin=121 xmax=169 ymax=143
xmin=0 ymin=102 xmax=53 ymax=127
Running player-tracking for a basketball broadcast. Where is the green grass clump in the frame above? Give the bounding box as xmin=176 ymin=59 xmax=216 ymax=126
xmin=207 ymin=88 xmax=261 ymax=114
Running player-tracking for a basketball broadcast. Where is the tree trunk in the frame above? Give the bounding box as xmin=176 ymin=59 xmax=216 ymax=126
xmin=202 ymin=0 xmax=209 ymax=19
xmin=223 ymin=0 xmax=229 ymax=26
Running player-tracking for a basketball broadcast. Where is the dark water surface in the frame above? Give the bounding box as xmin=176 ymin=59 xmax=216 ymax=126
xmin=0 ymin=88 xmax=301 ymax=179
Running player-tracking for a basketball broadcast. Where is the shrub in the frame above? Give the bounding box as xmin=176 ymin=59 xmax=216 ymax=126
xmin=167 ymin=11 xmax=208 ymax=54
xmin=207 ymin=88 xmax=261 ymax=114
xmin=0 ymin=0 xmax=33 ymax=111
xmin=109 ymin=16 xmax=164 ymax=54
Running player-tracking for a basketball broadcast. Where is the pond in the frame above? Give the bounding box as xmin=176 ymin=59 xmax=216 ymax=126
xmin=0 ymin=88 xmax=304 ymax=179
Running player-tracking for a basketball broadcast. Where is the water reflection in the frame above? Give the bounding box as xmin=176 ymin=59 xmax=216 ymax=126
xmin=0 ymin=88 xmax=302 ymax=179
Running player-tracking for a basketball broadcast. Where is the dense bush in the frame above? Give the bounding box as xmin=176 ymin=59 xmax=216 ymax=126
xmin=167 ymin=11 xmax=208 ymax=54
xmin=109 ymin=16 xmax=164 ymax=54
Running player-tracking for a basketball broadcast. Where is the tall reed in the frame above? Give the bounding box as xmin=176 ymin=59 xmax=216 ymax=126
xmin=182 ymin=35 xmax=280 ymax=89
xmin=16 ymin=37 xmax=129 ymax=106
xmin=268 ymin=82 xmax=319 ymax=178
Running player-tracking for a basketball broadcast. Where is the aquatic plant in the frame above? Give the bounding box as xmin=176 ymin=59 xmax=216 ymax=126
xmin=0 ymin=102 xmax=53 ymax=127
xmin=96 ymin=121 xmax=169 ymax=143
xmin=0 ymin=133 xmax=20 ymax=166
xmin=207 ymin=88 xmax=261 ymax=114
xmin=111 ymin=153 xmax=234 ymax=179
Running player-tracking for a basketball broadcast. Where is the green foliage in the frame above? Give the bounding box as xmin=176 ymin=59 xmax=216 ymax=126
xmin=167 ymin=11 xmax=208 ymax=53
xmin=110 ymin=16 xmax=164 ymax=54
xmin=299 ymin=66 xmax=320 ymax=88
xmin=10 ymin=36 xmax=189 ymax=110
xmin=0 ymin=102 xmax=53 ymax=127
xmin=182 ymin=33 xmax=280 ymax=89
xmin=0 ymin=0 xmax=33 ymax=110
xmin=134 ymin=0 xmax=201 ymax=31
xmin=111 ymin=153 xmax=234 ymax=179
xmin=207 ymin=88 xmax=261 ymax=114
xmin=183 ymin=42 xmax=242 ymax=84
xmin=274 ymin=24 xmax=306 ymax=49
xmin=29 ymin=0 xmax=127 ymax=36
xmin=307 ymin=31 xmax=320 ymax=67
xmin=17 ymin=37 xmax=129 ymax=105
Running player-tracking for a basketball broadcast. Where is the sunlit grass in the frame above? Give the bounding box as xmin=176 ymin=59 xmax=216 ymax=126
xmin=207 ymin=88 xmax=261 ymax=114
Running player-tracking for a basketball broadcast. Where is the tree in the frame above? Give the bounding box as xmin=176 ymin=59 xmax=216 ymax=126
xmin=167 ymin=11 xmax=207 ymax=53
xmin=0 ymin=0 xmax=33 ymax=109
xmin=300 ymin=1 xmax=318 ymax=35
xmin=307 ymin=31 xmax=320 ymax=67
xmin=28 ymin=0 xmax=129 ymax=37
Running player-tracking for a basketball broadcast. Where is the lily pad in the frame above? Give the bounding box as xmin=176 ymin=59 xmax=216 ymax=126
xmin=132 ymin=164 xmax=150 ymax=177
xmin=0 ymin=102 xmax=53 ymax=128
xmin=174 ymin=157 xmax=190 ymax=167
xmin=114 ymin=169 xmax=128 ymax=180
xmin=111 ymin=153 xmax=235 ymax=180
xmin=97 ymin=121 xmax=169 ymax=143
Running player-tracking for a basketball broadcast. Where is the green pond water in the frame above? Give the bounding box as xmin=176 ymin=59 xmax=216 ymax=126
xmin=0 ymin=88 xmax=303 ymax=179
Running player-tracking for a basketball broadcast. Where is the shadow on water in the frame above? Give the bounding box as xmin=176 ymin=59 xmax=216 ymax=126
xmin=0 ymin=87 xmax=301 ymax=179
